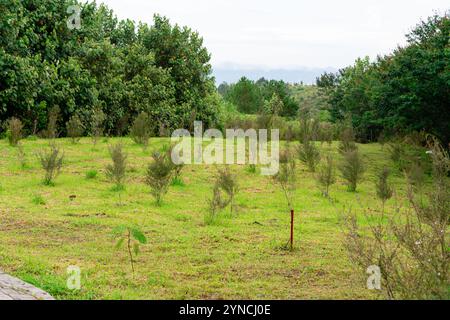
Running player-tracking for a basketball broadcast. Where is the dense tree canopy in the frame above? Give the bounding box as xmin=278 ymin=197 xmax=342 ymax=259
xmin=317 ymin=14 xmax=449 ymax=145
xmin=0 ymin=0 xmax=221 ymax=136
xmin=221 ymin=77 xmax=298 ymax=117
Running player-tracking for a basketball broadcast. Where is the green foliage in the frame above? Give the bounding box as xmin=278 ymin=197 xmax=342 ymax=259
xmin=343 ymin=139 xmax=449 ymax=300
xmin=90 ymin=107 xmax=106 ymax=145
xmin=32 ymin=194 xmax=46 ymax=206
xmin=297 ymin=140 xmax=321 ymax=172
xmin=5 ymin=118 xmax=23 ymax=146
xmin=66 ymin=114 xmax=84 ymax=144
xmin=17 ymin=145 xmax=27 ymax=169
xmin=212 ymin=167 xmax=239 ymax=215
xmin=37 ymin=144 xmax=64 ymax=186
xmin=318 ymin=14 xmax=450 ymax=145
xmin=85 ymin=170 xmax=98 ymax=180
xmin=0 ymin=2 xmax=221 ymax=137
xmin=316 ymin=154 xmax=336 ymax=197
xmin=130 ymin=112 xmax=152 ymax=148
xmin=375 ymin=167 xmax=393 ymax=211
xmin=113 ymin=225 xmax=147 ymax=274
xmin=339 ymin=149 xmax=365 ymax=192
xmin=105 ymin=143 xmax=127 ymax=189
xmin=145 ymin=150 xmax=174 ymax=206
xmin=273 ymin=148 xmax=297 ymax=211
xmin=44 ymin=106 xmax=61 ymax=139
xmin=338 ymin=127 xmax=357 ymax=155
xmin=224 ymin=77 xmax=298 ymax=117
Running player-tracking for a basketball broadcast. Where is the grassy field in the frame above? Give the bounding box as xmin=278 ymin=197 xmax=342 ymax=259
xmin=0 ymin=137 xmax=415 ymax=300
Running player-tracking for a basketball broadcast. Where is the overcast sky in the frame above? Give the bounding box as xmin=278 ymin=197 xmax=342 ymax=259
xmin=97 ymin=0 xmax=448 ymax=70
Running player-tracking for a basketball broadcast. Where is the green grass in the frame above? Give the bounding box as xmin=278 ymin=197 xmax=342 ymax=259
xmin=0 ymin=137 xmax=419 ymax=300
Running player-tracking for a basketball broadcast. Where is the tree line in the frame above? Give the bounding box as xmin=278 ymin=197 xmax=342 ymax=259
xmin=317 ymin=13 xmax=449 ymax=146
xmin=0 ymin=0 xmax=223 ymax=137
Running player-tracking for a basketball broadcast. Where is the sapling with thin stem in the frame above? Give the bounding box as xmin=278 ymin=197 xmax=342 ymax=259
xmin=316 ymin=154 xmax=336 ymax=198
xmin=145 ymin=150 xmax=174 ymax=206
xmin=375 ymin=167 xmax=393 ymax=214
xmin=273 ymin=147 xmax=297 ymax=251
xmin=37 ymin=143 xmax=64 ymax=186
xmin=339 ymin=149 xmax=365 ymax=192
xmin=113 ymin=225 xmax=147 ymax=275
xmin=105 ymin=143 xmax=127 ymax=191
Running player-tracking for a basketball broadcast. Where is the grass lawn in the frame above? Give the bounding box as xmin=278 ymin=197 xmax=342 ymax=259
xmin=0 ymin=137 xmax=413 ymax=300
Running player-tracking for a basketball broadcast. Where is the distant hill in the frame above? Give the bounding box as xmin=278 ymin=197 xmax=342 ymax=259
xmin=212 ymin=66 xmax=337 ymax=85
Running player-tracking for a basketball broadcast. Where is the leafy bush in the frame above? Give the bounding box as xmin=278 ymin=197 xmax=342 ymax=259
xmin=5 ymin=117 xmax=23 ymax=146
xmin=105 ymin=143 xmax=127 ymax=189
xmin=130 ymin=112 xmax=152 ymax=148
xmin=66 ymin=114 xmax=84 ymax=144
xmin=213 ymin=167 xmax=239 ymax=215
xmin=145 ymin=151 xmax=174 ymax=206
xmin=37 ymin=144 xmax=64 ymax=185
xmin=375 ymin=167 xmax=393 ymax=212
xmin=85 ymin=170 xmax=98 ymax=180
xmin=387 ymin=141 xmax=407 ymax=169
xmin=297 ymin=139 xmax=321 ymax=172
xmin=339 ymin=149 xmax=365 ymax=192
xmin=316 ymin=154 xmax=336 ymax=197
xmin=338 ymin=127 xmax=357 ymax=154
xmin=343 ymin=138 xmax=449 ymax=299
xmin=44 ymin=105 xmax=60 ymax=139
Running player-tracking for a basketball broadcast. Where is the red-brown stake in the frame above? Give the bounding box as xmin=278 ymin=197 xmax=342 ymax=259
xmin=290 ymin=209 xmax=294 ymax=251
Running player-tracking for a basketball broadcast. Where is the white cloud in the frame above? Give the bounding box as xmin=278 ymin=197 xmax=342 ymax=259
xmin=98 ymin=0 xmax=449 ymax=69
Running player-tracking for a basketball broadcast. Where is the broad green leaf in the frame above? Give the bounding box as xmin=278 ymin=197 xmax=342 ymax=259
xmin=115 ymin=238 xmax=125 ymax=249
xmin=131 ymin=228 xmax=147 ymax=244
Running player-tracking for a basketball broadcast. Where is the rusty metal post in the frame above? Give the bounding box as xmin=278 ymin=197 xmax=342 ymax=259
xmin=290 ymin=209 xmax=294 ymax=251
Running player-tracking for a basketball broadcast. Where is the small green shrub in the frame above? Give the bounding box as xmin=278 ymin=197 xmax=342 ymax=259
xmin=37 ymin=144 xmax=64 ymax=186
xmin=339 ymin=149 xmax=365 ymax=192
xmin=17 ymin=145 xmax=27 ymax=169
xmin=85 ymin=170 xmax=98 ymax=180
xmin=273 ymin=147 xmax=297 ymax=211
xmin=90 ymin=107 xmax=106 ymax=146
xmin=245 ymin=164 xmax=258 ymax=174
xmin=145 ymin=151 xmax=174 ymax=206
xmin=44 ymin=105 xmax=60 ymax=139
xmin=375 ymin=167 xmax=393 ymax=212
xmin=66 ymin=114 xmax=84 ymax=144
xmin=5 ymin=117 xmax=23 ymax=146
xmin=32 ymin=194 xmax=46 ymax=205
xmin=130 ymin=112 xmax=152 ymax=148
xmin=316 ymin=154 xmax=336 ymax=197
xmin=338 ymin=127 xmax=357 ymax=154
xmin=105 ymin=143 xmax=127 ymax=189
xmin=113 ymin=225 xmax=147 ymax=274
xmin=298 ymin=139 xmax=321 ymax=172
